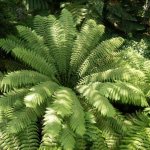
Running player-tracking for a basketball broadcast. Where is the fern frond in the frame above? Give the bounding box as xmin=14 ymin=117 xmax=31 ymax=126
xmin=1 ymin=70 xmax=50 ymax=92
xmin=0 ymin=89 xmax=28 ymax=110
xmin=70 ymin=20 xmax=105 ymax=72
xmin=79 ymin=37 xmax=124 ymax=77
xmin=59 ymin=125 xmax=76 ymax=150
xmin=24 ymin=81 xmax=59 ymax=108
xmin=59 ymin=9 xmax=76 ymax=73
xmin=61 ymin=2 xmax=87 ymax=25
xmin=119 ymin=113 xmax=150 ymax=150
xmin=88 ymin=82 xmax=148 ymax=106
xmin=7 ymin=108 xmax=37 ymax=133
xmin=70 ymin=95 xmax=86 ymax=136
xmin=35 ymin=14 xmax=69 ymax=75
xmin=42 ymin=108 xmax=62 ymax=148
xmin=0 ymin=130 xmax=20 ymax=150
xmin=34 ymin=15 xmax=56 ymax=38
xmin=0 ymin=38 xmax=23 ymax=54
xmin=12 ymin=47 xmax=57 ymax=77
xmin=75 ymin=137 xmax=86 ymax=150
xmin=77 ymin=84 xmax=116 ymax=117
xmin=79 ymin=67 xmax=145 ymax=84
xmin=18 ymin=123 xmax=39 ymax=150
xmin=96 ymin=113 xmax=128 ymax=149
xmin=17 ymin=25 xmax=54 ymax=64
xmin=52 ymin=87 xmax=74 ymax=117
xmin=86 ymin=124 xmax=108 ymax=150
xmin=119 ymin=48 xmax=145 ymax=70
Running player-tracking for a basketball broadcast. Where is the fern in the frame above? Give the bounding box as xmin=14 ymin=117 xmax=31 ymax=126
xmin=0 ymin=9 xmax=149 ymax=149
xmin=79 ymin=67 xmax=145 ymax=84
xmin=119 ymin=113 xmax=150 ymax=150
xmin=1 ymin=70 xmax=50 ymax=92
xmin=70 ymin=20 xmax=105 ymax=72
xmin=18 ymin=123 xmax=39 ymax=150
xmin=77 ymin=84 xmax=116 ymax=117
xmin=59 ymin=125 xmax=76 ymax=150
xmin=24 ymin=81 xmax=59 ymax=108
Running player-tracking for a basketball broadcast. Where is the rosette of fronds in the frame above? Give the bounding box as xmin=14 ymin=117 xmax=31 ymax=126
xmin=0 ymin=9 xmax=149 ymax=149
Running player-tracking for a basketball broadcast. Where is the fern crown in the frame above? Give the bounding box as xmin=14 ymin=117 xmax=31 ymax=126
xmin=0 ymin=9 xmax=149 ymax=150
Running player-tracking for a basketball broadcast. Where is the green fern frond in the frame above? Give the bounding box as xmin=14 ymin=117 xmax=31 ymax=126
xmin=59 ymin=125 xmax=76 ymax=150
xmin=75 ymin=137 xmax=86 ymax=150
xmin=70 ymin=19 xmax=105 ymax=72
xmin=1 ymin=70 xmax=50 ymax=92
xmin=77 ymin=84 xmax=116 ymax=117
xmin=79 ymin=37 xmax=124 ymax=77
xmin=119 ymin=113 xmax=150 ymax=150
xmin=120 ymin=48 xmax=145 ymax=70
xmin=42 ymin=108 xmax=62 ymax=148
xmin=16 ymin=26 xmax=52 ymax=62
xmin=52 ymin=87 xmax=74 ymax=117
xmin=18 ymin=123 xmax=39 ymax=150
xmin=88 ymin=82 xmax=148 ymax=106
xmin=86 ymin=124 xmax=108 ymax=150
xmin=61 ymin=2 xmax=87 ymax=25
xmin=34 ymin=15 xmax=56 ymax=38
xmin=12 ymin=47 xmax=57 ymax=77
xmin=0 ymin=38 xmax=23 ymax=54
xmin=7 ymin=108 xmax=37 ymax=133
xmin=70 ymin=95 xmax=86 ymax=136
xmin=59 ymin=9 xmax=76 ymax=73
xmin=96 ymin=113 xmax=128 ymax=149
xmin=0 ymin=89 xmax=28 ymax=110
xmin=79 ymin=67 xmax=145 ymax=84
xmin=24 ymin=81 xmax=59 ymax=108
xmin=0 ymin=130 xmax=20 ymax=150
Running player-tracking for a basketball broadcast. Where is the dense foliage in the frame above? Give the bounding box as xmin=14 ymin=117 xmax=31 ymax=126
xmin=0 ymin=9 xmax=150 ymax=149
xmin=0 ymin=0 xmax=150 ymax=150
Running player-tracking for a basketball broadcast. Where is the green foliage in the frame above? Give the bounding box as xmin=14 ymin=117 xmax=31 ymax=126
xmin=24 ymin=0 xmax=48 ymax=11
xmin=61 ymin=0 xmax=104 ymax=25
xmin=0 ymin=9 xmax=150 ymax=149
xmin=119 ymin=113 xmax=150 ymax=149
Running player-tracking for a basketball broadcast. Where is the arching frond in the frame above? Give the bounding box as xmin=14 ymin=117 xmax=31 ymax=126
xmin=0 ymin=130 xmax=20 ymax=150
xmin=79 ymin=37 xmax=124 ymax=77
xmin=34 ymin=15 xmax=56 ymax=38
xmin=79 ymin=67 xmax=145 ymax=84
xmin=59 ymin=125 xmax=76 ymax=150
xmin=0 ymin=38 xmax=23 ymax=54
xmin=70 ymin=20 xmax=105 ymax=72
xmin=24 ymin=81 xmax=59 ymax=108
xmin=18 ymin=123 xmax=39 ymax=150
xmin=1 ymin=70 xmax=50 ymax=92
xmin=119 ymin=113 xmax=150 ymax=150
xmin=87 ymin=82 xmax=148 ymax=106
xmin=52 ymin=87 xmax=74 ymax=117
xmin=6 ymin=108 xmax=37 ymax=133
xmin=96 ymin=113 xmax=128 ymax=149
xmin=59 ymin=9 xmax=76 ymax=73
xmin=17 ymin=25 xmax=54 ymax=64
xmin=0 ymin=89 xmax=28 ymax=110
xmin=42 ymin=108 xmax=62 ymax=148
xmin=70 ymin=95 xmax=86 ymax=136
xmin=75 ymin=138 xmax=86 ymax=150
xmin=13 ymin=47 xmax=57 ymax=77
xmin=86 ymin=124 xmax=108 ymax=150
xmin=77 ymin=84 xmax=116 ymax=117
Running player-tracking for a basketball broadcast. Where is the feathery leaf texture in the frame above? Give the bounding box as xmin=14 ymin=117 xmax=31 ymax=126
xmin=0 ymin=8 xmax=149 ymax=150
